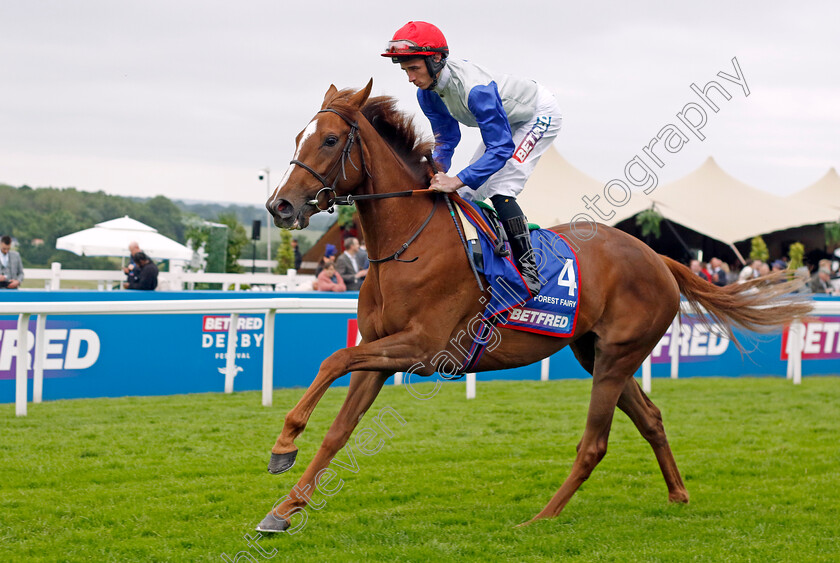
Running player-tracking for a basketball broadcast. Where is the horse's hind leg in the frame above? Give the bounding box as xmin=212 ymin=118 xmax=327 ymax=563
xmin=524 ymin=343 xmax=643 ymax=524
xmin=617 ymin=378 xmax=689 ymax=503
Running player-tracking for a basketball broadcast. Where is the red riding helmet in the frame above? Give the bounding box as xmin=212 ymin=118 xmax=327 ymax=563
xmin=382 ymin=21 xmax=448 ymax=86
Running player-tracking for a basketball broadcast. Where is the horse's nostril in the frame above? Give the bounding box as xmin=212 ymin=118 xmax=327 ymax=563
xmin=273 ymin=199 xmax=294 ymax=219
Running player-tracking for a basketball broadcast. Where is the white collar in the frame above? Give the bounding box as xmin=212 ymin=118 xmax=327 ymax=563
xmin=434 ymin=64 xmax=452 ymax=91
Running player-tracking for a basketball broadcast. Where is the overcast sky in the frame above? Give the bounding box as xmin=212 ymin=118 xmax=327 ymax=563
xmin=2 ymin=1 xmax=838 ymax=206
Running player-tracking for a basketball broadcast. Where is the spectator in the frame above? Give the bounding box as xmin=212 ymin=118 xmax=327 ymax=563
xmin=750 ymin=260 xmax=764 ymax=278
xmin=123 ymin=241 xmax=142 ymax=286
xmin=756 ymin=262 xmax=770 ymax=277
xmin=315 ymin=244 xmax=338 ymax=276
xmin=794 ymin=267 xmax=812 ymax=293
xmin=126 ymin=252 xmax=158 ymax=290
xmin=690 ymin=259 xmax=710 ymax=282
xmin=315 ymin=263 xmax=346 ymax=292
xmin=771 ymin=260 xmax=786 ymax=273
xmin=818 ymin=259 xmax=834 ymax=278
xmin=291 ymin=238 xmax=302 ymax=270
xmin=720 ymin=262 xmax=732 ymax=284
xmin=708 ymin=257 xmax=727 ymax=287
xmin=809 ymin=267 xmax=834 ymax=295
xmin=0 ymin=235 xmax=24 ymax=289
xmin=737 ymin=266 xmax=754 ymax=283
xmin=359 ymin=241 xmax=370 ymax=270
xmin=335 ymin=237 xmax=369 ymax=291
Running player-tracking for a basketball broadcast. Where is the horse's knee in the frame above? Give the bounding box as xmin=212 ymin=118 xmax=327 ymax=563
xmin=319 ymin=351 xmax=349 ymax=376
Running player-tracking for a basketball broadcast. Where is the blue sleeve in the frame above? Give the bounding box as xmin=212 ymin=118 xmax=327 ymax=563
xmin=417 ymin=89 xmax=460 ymax=172
xmin=456 ymin=82 xmax=515 ymax=189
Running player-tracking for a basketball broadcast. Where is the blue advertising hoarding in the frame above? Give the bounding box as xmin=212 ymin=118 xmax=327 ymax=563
xmin=1 ymin=292 xmax=838 ymax=403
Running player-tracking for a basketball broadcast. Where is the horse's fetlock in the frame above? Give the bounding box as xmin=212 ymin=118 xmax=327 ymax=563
xmin=284 ymin=412 xmax=306 ymax=435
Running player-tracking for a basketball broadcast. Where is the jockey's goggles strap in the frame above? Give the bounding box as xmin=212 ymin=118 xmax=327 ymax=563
xmin=384 ymin=40 xmax=447 ymax=56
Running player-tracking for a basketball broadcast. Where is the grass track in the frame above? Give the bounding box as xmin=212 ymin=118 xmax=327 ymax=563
xmin=2 ymin=377 xmax=839 ymax=562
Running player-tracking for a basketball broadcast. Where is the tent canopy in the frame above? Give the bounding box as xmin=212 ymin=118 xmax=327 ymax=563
xmin=56 ymin=215 xmax=193 ymax=261
xmin=518 ymin=147 xmax=652 ymax=229
xmin=786 ymin=167 xmax=840 ymax=210
xmin=646 ymin=157 xmax=839 ymax=245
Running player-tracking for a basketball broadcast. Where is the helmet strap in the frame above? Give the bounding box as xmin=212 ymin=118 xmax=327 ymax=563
xmin=425 ymin=56 xmax=447 ymax=89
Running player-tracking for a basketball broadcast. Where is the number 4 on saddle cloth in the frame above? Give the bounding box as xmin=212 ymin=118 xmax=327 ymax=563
xmin=452 ymin=198 xmax=581 ymax=339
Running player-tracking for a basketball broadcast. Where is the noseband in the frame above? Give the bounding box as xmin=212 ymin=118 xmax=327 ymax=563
xmin=289 ymin=108 xmax=366 ymax=214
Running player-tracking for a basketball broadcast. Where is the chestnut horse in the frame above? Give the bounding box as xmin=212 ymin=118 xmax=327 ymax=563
xmin=259 ymin=80 xmax=808 ymax=532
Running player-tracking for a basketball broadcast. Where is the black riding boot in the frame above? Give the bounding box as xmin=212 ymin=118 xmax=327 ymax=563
xmin=490 ymin=195 xmax=542 ymax=296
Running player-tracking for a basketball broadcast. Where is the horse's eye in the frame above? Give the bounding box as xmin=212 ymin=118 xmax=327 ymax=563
xmin=324 ymin=136 xmax=338 ymax=147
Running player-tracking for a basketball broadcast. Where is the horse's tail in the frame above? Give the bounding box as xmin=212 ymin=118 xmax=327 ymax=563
xmin=660 ymin=255 xmax=812 ymax=348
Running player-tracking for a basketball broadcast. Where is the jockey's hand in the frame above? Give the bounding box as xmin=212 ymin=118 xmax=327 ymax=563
xmin=430 ymin=172 xmax=464 ymax=193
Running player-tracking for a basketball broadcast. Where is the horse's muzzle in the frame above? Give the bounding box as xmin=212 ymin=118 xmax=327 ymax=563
xmin=267 ymin=198 xmax=313 ymax=230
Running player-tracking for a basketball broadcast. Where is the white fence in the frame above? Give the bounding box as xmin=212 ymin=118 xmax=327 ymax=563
xmin=2 ymin=298 xmax=357 ymax=417
xmin=23 ymin=263 xmax=315 ymax=292
xmin=2 ymin=297 xmax=820 ymax=417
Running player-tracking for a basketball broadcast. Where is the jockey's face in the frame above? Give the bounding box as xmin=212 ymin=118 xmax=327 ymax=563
xmin=399 ymin=55 xmax=441 ymax=90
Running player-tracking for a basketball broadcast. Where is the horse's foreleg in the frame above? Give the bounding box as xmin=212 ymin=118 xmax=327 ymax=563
xmin=617 ymin=378 xmax=689 ymax=503
xmin=270 ymin=331 xmax=423 ymax=468
xmin=258 ymin=370 xmax=390 ymax=532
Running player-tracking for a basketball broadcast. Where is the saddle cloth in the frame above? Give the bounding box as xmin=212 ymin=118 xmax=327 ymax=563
xmin=454 ymin=199 xmax=581 ymax=337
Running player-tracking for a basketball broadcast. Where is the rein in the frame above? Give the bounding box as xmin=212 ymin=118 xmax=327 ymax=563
xmin=290 ymin=108 xmax=497 ymax=265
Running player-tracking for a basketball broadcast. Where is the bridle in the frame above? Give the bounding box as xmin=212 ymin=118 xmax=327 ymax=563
xmin=288 ymin=106 xmax=440 ymax=264
xmin=289 ymin=108 xmax=367 ymax=214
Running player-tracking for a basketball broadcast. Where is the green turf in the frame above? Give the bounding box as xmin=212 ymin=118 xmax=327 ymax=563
xmin=2 ymin=377 xmax=839 ymax=562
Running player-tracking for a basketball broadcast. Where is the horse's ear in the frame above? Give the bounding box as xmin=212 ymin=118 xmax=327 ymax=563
xmin=347 ymin=79 xmax=373 ymax=109
xmin=321 ymin=84 xmax=339 ymax=109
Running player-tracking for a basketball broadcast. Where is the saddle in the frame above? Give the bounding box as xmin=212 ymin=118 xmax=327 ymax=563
xmin=450 ymin=196 xmax=540 ymax=276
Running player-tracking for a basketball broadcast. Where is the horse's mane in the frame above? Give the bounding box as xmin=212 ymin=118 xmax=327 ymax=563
xmin=328 ymin=90 xmax=435 ymax=182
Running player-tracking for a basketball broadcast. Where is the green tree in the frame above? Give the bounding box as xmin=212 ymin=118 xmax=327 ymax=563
xmin=635 ymin=208 xmax=662 ymax=239
xmin=825 ymin=222 xmax=840 ymax=247
xmin=0 ymin=183 xmax=190 ymax=269
xmin=216 ymin=212 xmax=248 ymax=273
xmin=337 ymin=204 xmax=356 ymax=228
xmin=749 ymin=236 xmax=769 ymax=262
xmin=789 ymin=242 xmax=805 ymax=270
xmin=274 ymin=229 xmax=295 ymax=274
xmin=183 ymin=215 xmax=211 ymax=254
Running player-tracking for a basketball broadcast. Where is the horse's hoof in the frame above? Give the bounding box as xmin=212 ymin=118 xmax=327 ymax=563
xmin=268 ymin=450 xmax=297 ymax=474
xmin=669 ymin=490 xmax=690 ymax=504
xmin=256 ymin=512 xmax=290 ymax=533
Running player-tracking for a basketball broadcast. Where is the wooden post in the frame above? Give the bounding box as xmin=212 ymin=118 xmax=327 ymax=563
xmin=466 ymin=373 xmax=476 ymax=399
xmin=16 ymin=313 xmax=30 ymax=417
xmin=670 ymin=315 xmax=680 ymax=379
xmin=33 ymin=314 xmax=47 ymax=404
xmin=642 ymin=355 xmax=652 ymax=394
xmin=225 ymin=313 xmax=239 ymax=393
xmin=262 ymin=309 xmax=276 ymax=406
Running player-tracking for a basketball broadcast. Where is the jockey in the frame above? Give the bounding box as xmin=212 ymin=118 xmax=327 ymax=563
xmin=382 ymin=21 xmax=562 ymax=295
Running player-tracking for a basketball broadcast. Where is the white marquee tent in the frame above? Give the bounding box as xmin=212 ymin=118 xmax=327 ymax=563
xmin=785 ymin=167 xmax=840 ymax=210
xmin=56 ymin=216 xmax=194 ymax=261
xmin=642 ymin=158 xmax=839 ymax=253
xmin=518 ymin=147 xmax=652 ymax=229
